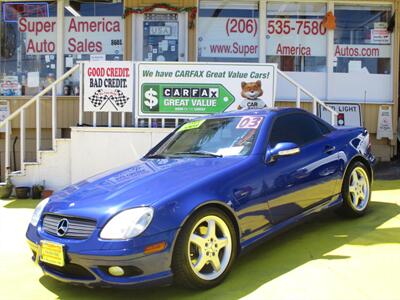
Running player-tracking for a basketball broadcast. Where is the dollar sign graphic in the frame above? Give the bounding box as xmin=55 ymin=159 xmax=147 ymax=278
xmin=144 ymin=88 xmax=158 ymax=109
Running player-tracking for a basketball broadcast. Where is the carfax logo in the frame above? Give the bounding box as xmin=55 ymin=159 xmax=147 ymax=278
xmin=141 ymin=83 xmax=235 ymax=114
xmin=163 ymin=87 xmax=219 ymax=98
xmin=142 ymin=86 xmax=221 ymax=112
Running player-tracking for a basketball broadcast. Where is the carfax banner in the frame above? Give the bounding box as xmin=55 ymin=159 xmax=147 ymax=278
xmin=83 ymin=61 xmax=133 ymax=112
xmin=136 ymin=62 xmax=277 ymax=118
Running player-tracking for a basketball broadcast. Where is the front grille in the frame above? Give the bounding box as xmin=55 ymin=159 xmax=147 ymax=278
xmin=42 ymin=214 xmax=97 ymax=239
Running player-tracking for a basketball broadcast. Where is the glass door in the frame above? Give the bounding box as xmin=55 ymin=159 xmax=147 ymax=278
xmin=134 ymin=11 xmax=188 ymax=61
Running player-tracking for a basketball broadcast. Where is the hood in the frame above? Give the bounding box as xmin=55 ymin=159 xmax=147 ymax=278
xmin=44 ymin=157 xmax=244 ymax=224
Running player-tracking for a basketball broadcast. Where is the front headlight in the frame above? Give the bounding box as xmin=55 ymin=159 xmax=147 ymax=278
xmin=100 ymin=207 xmax=154 ymax=240
xmin=30 ymin=197 xmax=50 ymax=226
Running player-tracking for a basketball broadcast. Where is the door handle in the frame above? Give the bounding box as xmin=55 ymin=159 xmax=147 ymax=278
xmin=324 ymin=145 xmax=336 ymax=154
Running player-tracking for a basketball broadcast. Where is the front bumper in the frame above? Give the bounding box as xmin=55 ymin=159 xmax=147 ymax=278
xmin=26 ymin=226 xmax=178 ymax=288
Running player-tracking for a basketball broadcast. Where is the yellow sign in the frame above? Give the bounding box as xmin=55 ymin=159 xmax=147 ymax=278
xmin=40 ymin=240 xmax=65 ymax=267
xmin=178 ymin=119 xmax=205 ymax=132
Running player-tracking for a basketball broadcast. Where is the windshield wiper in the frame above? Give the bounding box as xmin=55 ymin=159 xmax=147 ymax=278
xmin=145 ymin=154 xmax=167 ymax=159
xmin=173 ymin=151 xmax=223 ymax=158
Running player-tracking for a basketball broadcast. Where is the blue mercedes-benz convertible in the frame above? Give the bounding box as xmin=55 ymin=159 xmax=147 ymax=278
xmin=27 ymin=108 xmax=375 ymax=289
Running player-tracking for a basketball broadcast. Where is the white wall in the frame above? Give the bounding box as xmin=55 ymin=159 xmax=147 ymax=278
xmin=70 ymin=127 xmax=172 ymax=184
xmin=10 ymin=128 xmax=172 ymax=191
xmin=11 ymin=139 xmax=72 ymax=191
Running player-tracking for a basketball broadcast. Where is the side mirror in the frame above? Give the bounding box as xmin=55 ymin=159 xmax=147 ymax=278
xmin=266 ymin=142 xmax=300 ymax=163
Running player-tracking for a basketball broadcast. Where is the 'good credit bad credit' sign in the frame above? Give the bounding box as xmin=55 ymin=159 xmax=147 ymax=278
xmin=18 ymin=17 xmax=123 ymax=55
xmin=137 ymin=62 xmax=277 ymax=117
xmin=84 ymin=61 xmax=133 ymax=112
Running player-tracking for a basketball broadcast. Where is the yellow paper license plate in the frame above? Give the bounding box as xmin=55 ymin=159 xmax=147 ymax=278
xmin=40 ymin=241 xmax=65 ymax=267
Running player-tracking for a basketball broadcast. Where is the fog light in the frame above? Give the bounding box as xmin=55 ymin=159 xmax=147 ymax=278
xmin=108 ymin=266 xmax=125 ymax=277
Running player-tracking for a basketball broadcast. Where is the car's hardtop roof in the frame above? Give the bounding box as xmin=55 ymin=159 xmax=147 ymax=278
xmin=199 ymin=107 xmax=307 ymax=119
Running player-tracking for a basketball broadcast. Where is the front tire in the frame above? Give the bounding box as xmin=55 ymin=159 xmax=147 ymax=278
xmin=172 ymin=207 xmax=237 ymax=289
xmin=337 ymin=161 xmax=371 ymax=217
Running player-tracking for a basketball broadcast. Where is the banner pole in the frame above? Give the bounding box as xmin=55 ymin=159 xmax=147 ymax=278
xmin=79 ymin=62 xmax=84 ymax=126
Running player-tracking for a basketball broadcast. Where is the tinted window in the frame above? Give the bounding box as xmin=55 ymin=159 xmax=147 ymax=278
xmin=313 ymin=118 xmax=332 ymax=135
xmin=269 ymin=113 xmax=323 ymax=147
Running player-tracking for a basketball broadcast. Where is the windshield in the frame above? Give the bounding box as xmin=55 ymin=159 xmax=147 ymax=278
xmin=148 ymin=116 xmax=263 ymax=158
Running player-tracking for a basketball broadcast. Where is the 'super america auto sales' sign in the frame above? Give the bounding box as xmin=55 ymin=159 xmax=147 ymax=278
xmin=136 ymin=62 xmax=277 ymax=118
xmin=83 ymin=61 xmax=133 ymax=112
xmin=18 ymin=17 xmax=123 ymax=55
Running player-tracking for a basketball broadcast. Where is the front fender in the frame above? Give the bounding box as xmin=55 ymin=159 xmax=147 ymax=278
xmin=150 ymin=195 xmax=239 ymax=235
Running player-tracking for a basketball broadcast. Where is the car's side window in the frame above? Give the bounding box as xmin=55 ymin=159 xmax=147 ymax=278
xmin=269 ymin=113 xmax=324 ymax=148
xmin=313 ymin=118 xmax=332 ymax=135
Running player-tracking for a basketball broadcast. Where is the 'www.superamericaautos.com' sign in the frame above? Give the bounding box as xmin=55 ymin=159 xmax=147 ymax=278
xmin=136 ymin=62 xmax=277 ymax=118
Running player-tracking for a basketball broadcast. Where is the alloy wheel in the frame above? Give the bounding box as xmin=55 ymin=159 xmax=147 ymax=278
xmin=187 ymin=215 xmax=232 ymax=281
xmin=348 ymin=166 xmax=370 ymax=211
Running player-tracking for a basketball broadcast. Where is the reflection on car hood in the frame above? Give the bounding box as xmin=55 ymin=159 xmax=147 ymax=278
xmin=45 ymin=157 xmax=243 ymax=221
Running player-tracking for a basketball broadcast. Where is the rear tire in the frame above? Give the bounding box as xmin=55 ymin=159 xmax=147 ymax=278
xmin=171 ymin=207 xmax=237 ymax=289
xmin=337 ymin=161 xmax=371 ymax=217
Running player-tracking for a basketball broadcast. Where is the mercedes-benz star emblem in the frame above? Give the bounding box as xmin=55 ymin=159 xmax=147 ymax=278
xmin=57 ymin=218 xmax=69 ymax=237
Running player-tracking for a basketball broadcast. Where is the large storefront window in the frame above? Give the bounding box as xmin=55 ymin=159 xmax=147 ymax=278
xmin=334 ymin=5 xmax=392 ymax=75
xmin=0 ymin=1 xmax=124 ymax=97
xmin=0 ymin=1 xmax=57 ymax=96
xmin=266 ymin=3 xmax=327 ymax=72
xmin=266 ymin=3 xmax=328 ymax=101
xmin=63 ymin=1 xmax=124 ymax=95
xmin=329 ymin=5 xmax=393 ymax=102
xmin=198 ymin=0 xmax=259 ymax=62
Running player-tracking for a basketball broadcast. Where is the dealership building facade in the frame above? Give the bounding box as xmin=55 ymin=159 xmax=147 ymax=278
xmin=0 ymin=0 xmax=398 ymax=181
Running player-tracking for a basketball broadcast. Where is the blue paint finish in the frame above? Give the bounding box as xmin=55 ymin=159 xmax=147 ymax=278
xmin=264 ymin=136 xmax=342 ymax=223
xmin=26 ymin=108 xmax=375 ymax=287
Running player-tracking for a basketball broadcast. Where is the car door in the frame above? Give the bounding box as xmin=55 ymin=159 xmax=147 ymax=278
xmin=263 ymin=113 xmax=341 ymax=224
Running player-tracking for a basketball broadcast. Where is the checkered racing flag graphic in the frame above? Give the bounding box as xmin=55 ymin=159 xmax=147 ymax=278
xmin=112 ymin=89 xmax=129 ymax=108
xmin=88 ymin=89 xmax=129 ymax=111
xmin=89 ymin=89 xmax=106 ymax=108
